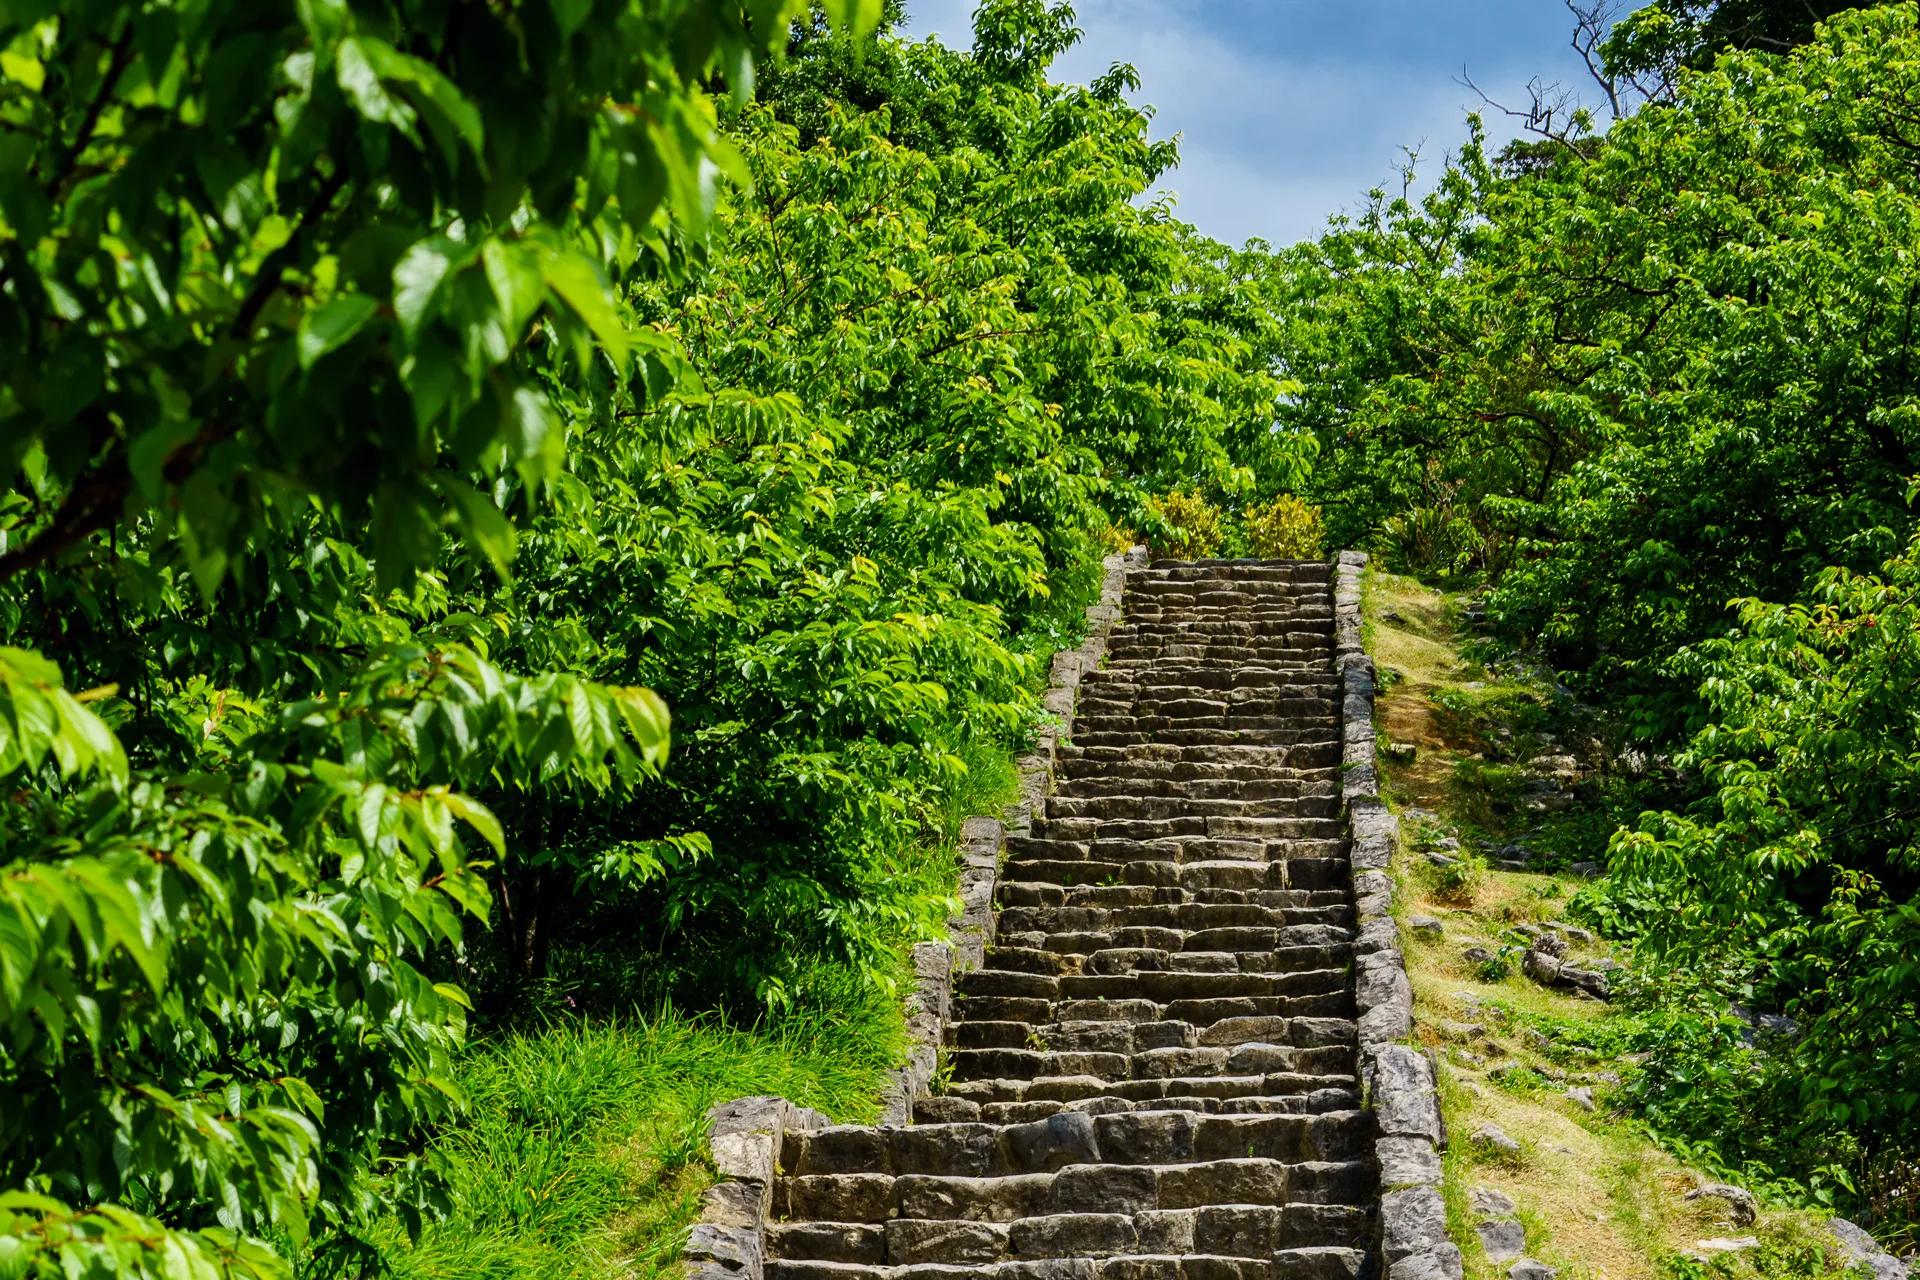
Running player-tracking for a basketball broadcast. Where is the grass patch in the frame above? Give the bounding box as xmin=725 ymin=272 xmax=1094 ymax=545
xmin=372 ymin=981 xmax=910 ymax=1280
xmin=365 ymin=722 xmax=1027 ymax=1279
xmin=1368 ymin=572 xmax=1886 ymax=1280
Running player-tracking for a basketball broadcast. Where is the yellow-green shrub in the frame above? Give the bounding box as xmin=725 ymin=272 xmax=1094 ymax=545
xmin=1247 ymin=495 xmax=1326 ymax=559
xmin=1146 ymin=490 xmax=1225 ymax=560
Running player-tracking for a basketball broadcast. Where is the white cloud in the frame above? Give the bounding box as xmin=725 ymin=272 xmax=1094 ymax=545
xmin=894 ymin=0 xmax=1598 ymax=247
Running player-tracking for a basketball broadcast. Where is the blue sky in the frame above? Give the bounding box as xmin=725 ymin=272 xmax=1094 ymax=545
xmin=895 ymin=1 xmax=1603 ymax=248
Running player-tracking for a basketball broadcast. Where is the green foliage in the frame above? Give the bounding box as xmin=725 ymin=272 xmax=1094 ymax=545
xmin=0 ymin=0 xmax=880 ymax=596
xmin=1246 ymin=494 xmax=1324 ymax=559
xmin=0 ymin=642 xmax=670 ymax=1266
xmin=1429 ymin=848 xmax=1490 ymax=907
xmin=1598 ymin=535 xmax=1920 ymax=1195
xmin=1269 ymin=8 xmax=1920 ymax=729
xmin=1145 ymin=489 xmax=1227 ymax=560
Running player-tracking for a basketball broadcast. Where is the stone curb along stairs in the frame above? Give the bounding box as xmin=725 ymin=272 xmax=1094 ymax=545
xmin=684 ymin=550 xmax=1448 ymax=1280
xmin=1335 ymin=553 xmax=1456 ymax=1280
xmin=682 ymin=551 xmax=1135 ymax=1280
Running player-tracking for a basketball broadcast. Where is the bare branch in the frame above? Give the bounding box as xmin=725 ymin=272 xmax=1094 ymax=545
xmin=1565 ymin=0 xmax=1625 ymax=119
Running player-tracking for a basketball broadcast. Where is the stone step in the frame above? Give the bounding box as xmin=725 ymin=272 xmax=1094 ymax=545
xmin=1041 ymin=797 xmax=1342 ymax=821
xmin=1021 ymin=825 xmax=1351 ymax=844
xmin=771 ymin=1246 xmax=1367 ymax=1280
xmin=953 ymin=967 xmax=1350 ymax=1009
xmin=779 ymin=1111 xmax=1372 ymax=1178
xmin=975 ymin=943 xmax=1354 ymax=979
xmin=1007 ymin=836 xmax=1349 ymax=863
xmin=944 ymin=1041 xmax=1358 ymax=1084
xmin=914 ymin=1087 xmax=1364 ymax=1124
xmin=946 ymin=1014 xmax=1354 ymax=1052
xmin=1050 ymin=777 xmax=1340 ymax=800
xmin=774 ymin=1158 xmax=1374 ymax=1224
xmin=1071 ymin=732 xmax=1339 ymax=751
xmin=993 ymin=906 xmax=1355 ymax=940
xmin=991 ymin=925 xmax=1355 ymax=955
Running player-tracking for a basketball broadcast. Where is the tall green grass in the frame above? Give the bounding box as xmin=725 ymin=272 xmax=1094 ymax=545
xmin=371 ymin=733 xmax=1023 ymax=1279
xmin=376 ymin=977 xmax=908 ymax=1279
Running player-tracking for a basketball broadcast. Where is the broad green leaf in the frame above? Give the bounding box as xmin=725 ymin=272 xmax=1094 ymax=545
xmin=481 ymin=239 xmax=546 ymax=339
xmin=392 ymin=236 xmax=469 ymax=342
xmin=435 ymin=473 xmax=517 ymax=580
xmin=296 ymin=294 xmax=380 ymax=368
xmin=538 ymin=248 xmax=628 ymax=367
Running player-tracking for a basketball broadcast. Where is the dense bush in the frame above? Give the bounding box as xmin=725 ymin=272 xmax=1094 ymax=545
xmin=1145 ymin=489 xmax=1227 ymax=560
xmin=1246 ymin=495 xmax=1324 ymax=559
xmin=1588 ymin=535 xmax=1920 ymax=1215
xmin=1269 ymin=7 xmax=1920 ymax=728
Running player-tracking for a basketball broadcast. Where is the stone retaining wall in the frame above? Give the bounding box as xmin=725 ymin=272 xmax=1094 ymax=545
xmin=1334 ymin=551 xmax=1457 ymax=1280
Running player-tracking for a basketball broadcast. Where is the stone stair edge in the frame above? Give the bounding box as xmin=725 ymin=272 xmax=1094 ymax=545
xmin=1332 ymin=551 xmax=1460 ymax=1280
xmin=686 ymin=548 xmax=1145 ymax=1280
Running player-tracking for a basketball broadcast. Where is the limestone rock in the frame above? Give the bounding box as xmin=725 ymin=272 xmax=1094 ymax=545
xmin=1686 ymin=1183 xmax=1758 ymax=1227
xmin=1521 ymin=949 xmax=1563 ymax=985
xmin=1566 ymin=1086 xmax=1595 ymax=1112
xmin=1471 ymin=1123 xmax=1521 ymax=1155
xmin=1477 ymin=1219 xmax=1527 ymax=1263
xmin=1690 ymin=1237 xmax=1761 ymax=1258
xmin=1471 ymin=1188 xmax=1518 ymax=1217
xmin=1509 ymin=1260 xmax=1558 ymax=1280
xmin=1827 ymin=1217 xmax=1912 ymax=1280
xmin=1408 ymin=914 xmax=1445 ymax=938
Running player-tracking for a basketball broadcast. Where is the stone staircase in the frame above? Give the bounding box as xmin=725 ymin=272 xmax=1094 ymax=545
xmin=763 ymin=559 xmax=1375 ymax=1280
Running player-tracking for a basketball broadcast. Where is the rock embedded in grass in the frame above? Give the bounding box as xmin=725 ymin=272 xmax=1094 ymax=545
xmin=1565 ymin=1085 xmax=1595 ymax=1112
xmin=1826 ymin=1218 xmax=1912 ymax=1280
xmin=1685 ymin=1182 xmax=1758 ymax=1227
xmin=1471 ymin=1187 xmax=1518 ymax=1217
xmin=1521 ymin=948 xmax=1563 ymax=986
xmin=1408 ymin=914 xmax=1444 ymax=938
xmin=1471 ymin=1123 xmax=1522 ymax=1155
xmin=1477 ymin=1218 xmax=1527 ymax=1262
xmin=1509 ymin=1259 xmax=1558 ymax=1280
xmin=1688 ymin=1236 xmax=1761 ymax=1260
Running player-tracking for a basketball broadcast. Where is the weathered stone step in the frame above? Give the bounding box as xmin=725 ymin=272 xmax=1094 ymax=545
xmin=944 ymin=1040 xmax=1358 ymax=1083
xmin=1052 ymin=775 xmax=1336 ymax=794
xmin=780 ymin=1111 xmax=1371 ymax=1179
xmin=1041 ymin=796 xmax=1341 ymax=821
xmin=945 ymin=1074 xmax=1364 ymax=1110
xmin=946 ymin=1013 xmax=1354 ymax=1052
xmin=1007 ymin=836 xmax=1348 ymax=865
xmin=1023 ymin=818 xmax=1345 ymax=843
xmin=974 ymin=942 xmax=1354 ymax=980
xmin=915 ymin=1085 xmax=1363 ymax=1123
xmin=770 ymin=1246 xmax=1367 ymax=1280
xmin=1072 ymin=732 xmax=1338 ymax=751
xmin=998 ymin=863 xmax=1348 ymax=895
xmin=994 ymin=906 xmax=1355 ymax=941
xmin=768 ymin=1204 xmax=1370 ymax=1269
xmin=991 ymin=924 xmax=1354 ymax=954
xmin=774 ymin=1158 xmax=1373 ymax=1225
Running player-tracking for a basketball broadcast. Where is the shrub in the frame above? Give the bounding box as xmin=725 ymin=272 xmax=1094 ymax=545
xmin=1431 ymin=850 xmax=1489 ymax=906
xmin=1146 ymin=490 xmax=1226 ymax=560
xmin=1247 ymin=495 xmax=1327 ymax=559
